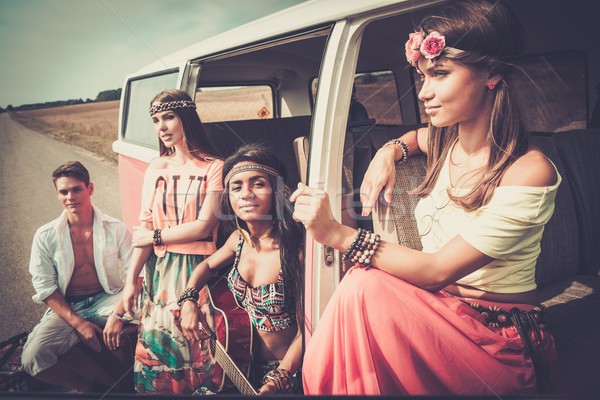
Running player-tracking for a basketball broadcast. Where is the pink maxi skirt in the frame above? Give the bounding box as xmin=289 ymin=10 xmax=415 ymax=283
xmin=302 ymin=266 xmax=556 ymax=395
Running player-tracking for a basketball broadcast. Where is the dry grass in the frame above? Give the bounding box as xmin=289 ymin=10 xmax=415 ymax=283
xmin=10 ymin=88 xmax=274 ymax=163
xmin=12 ymin=101 xmax=120 ymax=164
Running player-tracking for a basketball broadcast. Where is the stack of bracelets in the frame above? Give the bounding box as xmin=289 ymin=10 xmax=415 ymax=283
xmin=153 ymin=229 xmax=163 ymax=246
xmin=177 ymin=287 xmax=199 ymax=307
xmin=382 ymin=137 xmax=410 ymax=163
xmin=262 ymin=368 xmax=292 ymax=393
xmin=341 ymin=228 xmax=381 ymax=269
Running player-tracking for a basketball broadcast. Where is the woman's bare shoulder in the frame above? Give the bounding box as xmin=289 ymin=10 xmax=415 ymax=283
xmin=147 ymin=155 xmax=172 ymax=171
xmin=223 ymin=230 xmax=241 ymax=251
xmin=500 ymin=148 xmax=557 ymax=187
xmin=417 ymin=127 xmax=429 ymax=154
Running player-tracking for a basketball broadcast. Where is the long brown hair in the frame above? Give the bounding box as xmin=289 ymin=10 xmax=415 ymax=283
xmin=412 ymin=0 xmax=527 ymax=211
xmin=150 ymin=89 xmax=221 ymax=160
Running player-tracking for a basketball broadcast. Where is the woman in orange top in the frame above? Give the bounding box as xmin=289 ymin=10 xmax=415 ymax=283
xmin=120 ymin=89 xmax=224 ymax=394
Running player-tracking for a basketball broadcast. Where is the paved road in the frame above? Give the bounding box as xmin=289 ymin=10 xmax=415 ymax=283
xmin=0 ymin=113 xmax=121 ymax=341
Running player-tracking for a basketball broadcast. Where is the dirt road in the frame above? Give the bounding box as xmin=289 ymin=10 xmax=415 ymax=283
xmin=0 ymin=113 xmax=121 ymax=341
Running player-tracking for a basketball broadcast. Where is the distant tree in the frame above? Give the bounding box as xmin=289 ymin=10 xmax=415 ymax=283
xmin=64 ymin=98 xmax=84 ymax=106
xmin=7 ymin=90 xmax=120 ymax=112
xmin=359 ymin=73 xmax=378 ymax=84
xmin=95 ymin=89 xmax=122 ymax=102
xmin=0 ymin=106 xmax=4 ymax=113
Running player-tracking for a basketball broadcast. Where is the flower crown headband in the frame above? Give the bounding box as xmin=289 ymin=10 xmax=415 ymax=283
xmin=405 ymin=30 xmax=463 ymax=67
xmin=149 ymin=100 xmax=197 ymax=116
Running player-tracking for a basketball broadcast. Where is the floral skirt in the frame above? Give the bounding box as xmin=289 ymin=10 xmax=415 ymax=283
xmin=303 ymin=266 xmax=557 ymax=396
xmin=134 ymin=252 xmax=217 ymax=394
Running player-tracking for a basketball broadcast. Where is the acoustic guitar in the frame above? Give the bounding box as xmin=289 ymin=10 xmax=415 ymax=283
xmin=201 ymin=275 xmax=257 ymax=395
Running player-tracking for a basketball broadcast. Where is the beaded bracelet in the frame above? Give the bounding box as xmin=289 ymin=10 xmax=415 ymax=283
xmin=345 ymin=229 xmax=381 ymax=269
xmin=341 ymin=228 xmax=365 ymax=262
xmin=110 ymin=311 xmax=125 ymax=321
xmin=262 ymin=368 xmax=292 ymax=393
xmin=152 ymin=229 xmax=163 ymax=246
xmin=177 ymin=287 xmax=199 ymax=307
xmin=383 ymin=138 xmax=410 ymax=163
xmin=353 ymin=232 xmax=381 ymax=268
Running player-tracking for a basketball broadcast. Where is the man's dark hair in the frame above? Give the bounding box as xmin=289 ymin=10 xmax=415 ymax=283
xmin=52 ymin=161 xmax=90 ymax=187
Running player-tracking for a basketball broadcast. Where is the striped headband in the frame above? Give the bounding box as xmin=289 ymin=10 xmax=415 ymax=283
xmin=224 ymin=164 xmax=279 ymax=185
xmin=149 ymin=100 xmax=197 ymax=116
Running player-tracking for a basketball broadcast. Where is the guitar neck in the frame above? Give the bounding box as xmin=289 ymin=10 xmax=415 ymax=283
xmin=210 ymin=338 xmax=258 ymax=396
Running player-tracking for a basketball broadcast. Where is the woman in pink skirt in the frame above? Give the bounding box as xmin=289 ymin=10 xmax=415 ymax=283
xmin=292 ymin=0 xmax=558 ymax=395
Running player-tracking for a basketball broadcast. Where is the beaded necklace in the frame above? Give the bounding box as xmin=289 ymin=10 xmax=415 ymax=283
xmin=237 ymin=225 xmax=274 ymax=248
xmin=70 ymin=228 xmax=92 ymax=245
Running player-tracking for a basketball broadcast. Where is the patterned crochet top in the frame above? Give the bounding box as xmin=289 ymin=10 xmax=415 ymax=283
xmin=227 ymin=235 xmax=295 ymax=332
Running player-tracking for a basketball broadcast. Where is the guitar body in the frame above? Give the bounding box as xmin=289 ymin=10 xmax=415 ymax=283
xmin=202 ymin=275 xmax=253 ymax=393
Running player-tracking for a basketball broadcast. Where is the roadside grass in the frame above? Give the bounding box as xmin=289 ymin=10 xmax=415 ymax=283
xmin=12 ymin=101 xmax=120 ymax=164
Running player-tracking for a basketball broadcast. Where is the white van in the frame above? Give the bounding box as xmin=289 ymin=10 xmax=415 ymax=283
xmin=113 ymin=0 xmax=599 ymax=395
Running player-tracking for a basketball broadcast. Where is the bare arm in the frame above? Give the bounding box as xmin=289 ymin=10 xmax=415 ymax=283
xmin=292 ymin=183 xmax=492 ymax=292
xmin=122 ymin=221 xmax=153 ymax=317
xmin=103 ymin=297 xmax=126 ymax=351
xmin=180 ymin=233 xmax=238 ymax=341
xmin=257 ymin=323 xmax=303 ymax=395
xmin=361 ymin=127 xmax=428 ymax=214
xmin=132 ymin=190 xmax=223 ymax=247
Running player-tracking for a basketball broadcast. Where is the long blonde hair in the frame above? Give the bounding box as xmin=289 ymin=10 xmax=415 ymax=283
xmin=411 ymin=0 xmax=528 ymax=211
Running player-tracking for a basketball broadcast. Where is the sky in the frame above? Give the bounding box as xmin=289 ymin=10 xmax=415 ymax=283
xmin=0 ymin=0 xmax=307 ymax=108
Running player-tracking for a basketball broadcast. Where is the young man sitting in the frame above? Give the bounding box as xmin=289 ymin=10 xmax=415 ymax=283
xmin=21 ymin=161 xmax=132 ymax=392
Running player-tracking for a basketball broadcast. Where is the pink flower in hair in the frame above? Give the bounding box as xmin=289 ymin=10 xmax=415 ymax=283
xmin=420 ymin=31 xmax=446 ymax=59
xmin=405 ymin=31 xmax=424 ymax=66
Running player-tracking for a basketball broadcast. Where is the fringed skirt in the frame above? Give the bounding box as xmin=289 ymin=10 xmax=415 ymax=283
xmin=302 ymin=266 xmax=556 ymax=395
xmin=134 ymin=252 xmax=217 ymax=394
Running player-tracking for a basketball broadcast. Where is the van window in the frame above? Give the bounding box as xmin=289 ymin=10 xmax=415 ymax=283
xmin=195 ymin=85 xmax=273 ymax=122
xmin=188 ymin=27 xmax=330 ymax=186
xmin=310 ymin=71 xmax=402 ymax=125
xmin=413 ymin=51 xmax=587 ymax=132
xmin=123 ymin=71 xmax=178 ymax=148
xmin=354 ymin=71 xmax=402 ymax=125
xmin=195 ymin=27 xmax=330 ymax=121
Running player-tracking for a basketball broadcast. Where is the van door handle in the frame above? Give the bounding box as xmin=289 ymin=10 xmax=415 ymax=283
xmin=324 ymin=245 xmax=335 ymax=266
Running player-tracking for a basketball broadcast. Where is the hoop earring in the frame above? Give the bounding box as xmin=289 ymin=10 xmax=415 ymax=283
xmin=488 ymin=82 xmax=496 ymax=90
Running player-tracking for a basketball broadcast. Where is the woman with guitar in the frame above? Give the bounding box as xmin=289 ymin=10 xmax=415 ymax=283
xmin=120 ymin=89 xmax=225 ymax=394
xmin=180 ymin=144 xmax=305 ymax=395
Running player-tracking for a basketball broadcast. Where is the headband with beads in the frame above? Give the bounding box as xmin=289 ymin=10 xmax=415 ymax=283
xmin=149 ymin=100 xmax=197 ymax=116
xmin=224 ymin=164 xmax=279 ymax=185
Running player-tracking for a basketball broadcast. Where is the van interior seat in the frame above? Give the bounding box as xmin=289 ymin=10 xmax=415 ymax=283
xmin=371 ymin=128 xmax=600 ymax=397
xmin=293 ymin=136 xmax=309 ymax=185
xmin=371 ymin=154 xmax=425 ymax=249
xmin=293 ymin=129 xmax=357 ymax=227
